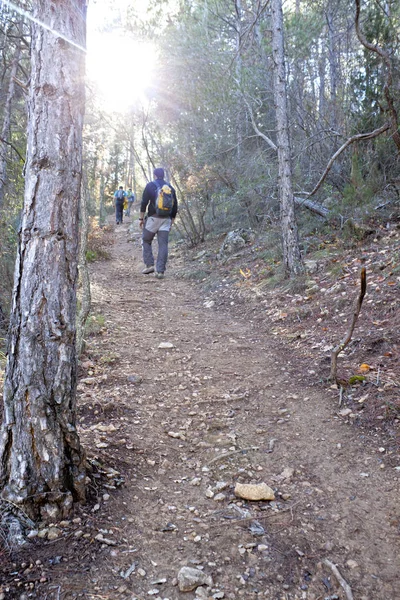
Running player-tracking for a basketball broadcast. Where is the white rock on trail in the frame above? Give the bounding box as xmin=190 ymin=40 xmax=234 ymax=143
xmin=158 ymin=342 xmax=175 ymax=349
xmin=177 ymin=566 xmax=213 ymax=592
xmin=279 ymin=467 xmax=295 ymax=481
xmin=234 ymin=482 xmax=275 ymax=501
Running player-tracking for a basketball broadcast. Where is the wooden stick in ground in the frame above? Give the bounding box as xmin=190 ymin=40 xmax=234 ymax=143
xmin=330 ymin=265 xmax=366 ymax=382
xmin=323 ymin=558 xmax=354 ymax=600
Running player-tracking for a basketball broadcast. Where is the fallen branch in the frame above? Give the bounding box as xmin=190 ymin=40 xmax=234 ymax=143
xmin=206 ymin=446 xmax=259 ymax=466
xmin=208 ymin=502 xmax=300 ymax=528
xmin=330 ymin=265 xmax=366 ymax=382
xmin=294 ymin=196 xmax=329 ymax=218
xmin=323 ymin=558 xmax=354 ymax=600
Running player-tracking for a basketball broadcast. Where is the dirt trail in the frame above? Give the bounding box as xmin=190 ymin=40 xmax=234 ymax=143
xmin=46 ymin=219 xmax=400 ymax=599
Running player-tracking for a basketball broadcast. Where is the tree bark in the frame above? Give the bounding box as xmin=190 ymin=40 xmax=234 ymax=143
xmin=271 ymin=0 xmax=303 ymax=277
xmin=0 ymin=0 xmax=87 ymax=520
xmin=76 ymin=172 xmax=91 ymax=358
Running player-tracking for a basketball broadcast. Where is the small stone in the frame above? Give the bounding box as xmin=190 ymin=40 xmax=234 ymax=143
xmin=47 ymin=528 xmax=60 ymax=540
xmin=346 ymin=560 xmax=359 ymax=569
xmin=138 ymin=568 xmax=147 ymax=577
xmin=206 ymin=488 xmax=215 ymax=498
xmin=94 ymin=533 xmax=117 ymax=546
xmin=257 ymin=544 xmax=268 ymax=551
xmin=94 ymin=423 xmax=117 ymax=433
xmin=167 ymin=431 xmax=185 ymax=440
xmin=279 ymin=467 xmax=295 ymax=480
xmin=37 ymin=528 xmax=49 ymax=539
xmin=338 ymin=408 xmax=352 ymax=417
xmin=177 ymin=566 xmax=213 ymax=592
xmin=96 ymin=442 xmax=109 ymax=449
xmin=74 ymin=530 xmax=84 ymax=538
xmin=234 ymin=482 xmax=275 ymax=501
xmin=214 ymin=481 xmax=229 ymax=492
xmin=27 ymin=530 xmax=39 ymax=539
xmin=214 ymin=493 xmax=226 ymax=502
xmin=127 ymin=374 xmax=143 ymax=384
xmin=191 ymin=477 xmax=202 ymax=486
xmin=158 ymin=342 xmax=175 ymax=349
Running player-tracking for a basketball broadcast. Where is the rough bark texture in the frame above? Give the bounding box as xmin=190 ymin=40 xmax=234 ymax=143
xmin=76 ymin=174 xmax=91 ymax=358
xmin=271 ymin=0 xmax=303 ymax=277
xmin=0 ymin=0 xmax=87 ymax=520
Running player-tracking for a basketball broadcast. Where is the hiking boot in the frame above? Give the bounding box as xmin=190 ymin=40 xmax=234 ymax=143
xmin=155 ymin=272 xmax=165 ymax=279
xmin=142 ymin=266 xmax=155 ymax=274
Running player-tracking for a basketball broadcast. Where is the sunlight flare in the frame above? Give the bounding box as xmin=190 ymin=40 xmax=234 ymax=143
xmin=86 ymin=31 xmax=156 ymax=112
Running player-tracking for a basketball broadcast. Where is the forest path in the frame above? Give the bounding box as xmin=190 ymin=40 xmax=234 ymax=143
xmin=71 ymin=216 xmax=399 ymax=600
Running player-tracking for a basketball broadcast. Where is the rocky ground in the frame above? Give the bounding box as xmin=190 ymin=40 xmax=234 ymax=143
xmin=0 ymin=214 xmax=399 ymax=600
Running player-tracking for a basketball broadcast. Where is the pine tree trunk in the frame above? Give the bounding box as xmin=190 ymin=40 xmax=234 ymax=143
xmin=271 ymin=0 xmax=303 ymax=277
xmin=0 ymin=1 xmax=87 ymax=520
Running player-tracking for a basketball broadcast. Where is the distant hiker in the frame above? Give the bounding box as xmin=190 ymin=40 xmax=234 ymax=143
xmin=139 ymin=167 xmax=178 ymax=279
xmin=125 ymin=188 xmax=135 ymax=216
xmin=114 ymin=186 xmax=126 ymax=224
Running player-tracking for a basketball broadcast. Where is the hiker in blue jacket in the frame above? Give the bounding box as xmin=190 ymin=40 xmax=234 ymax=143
xmin=114 ymin=186 xmax=126 ymax=224
xmin=125 ymin=188 xmax=135 ymax=216
xmin=139 ymin=168 xmax=178 ymax=279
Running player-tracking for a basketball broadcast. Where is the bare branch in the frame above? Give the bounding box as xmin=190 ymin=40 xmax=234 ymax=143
xmin=242 ymin=95 xmax=277 ymax=152
xmin=307 ymin=123 xmax=390 ymax=198
xmin=0 ymin=137 xmax=25 ymax=163
xmin=323 ymin=559 xmax=354 ymax=600
xmin=330 ymin=266 xmax=367 ymax=382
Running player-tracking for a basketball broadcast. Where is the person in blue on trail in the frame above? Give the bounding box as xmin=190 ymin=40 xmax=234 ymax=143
xmin=114 ymin=185 xmax=126 ymax=224
xmin=139 ymin=168 xmax=178 ymax=279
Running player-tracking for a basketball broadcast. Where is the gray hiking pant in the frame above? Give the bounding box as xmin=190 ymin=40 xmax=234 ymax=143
xmin=142 ymin=216 xmax=172 ymax=273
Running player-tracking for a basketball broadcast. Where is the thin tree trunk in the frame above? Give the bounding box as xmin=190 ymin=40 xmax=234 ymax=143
xmin=0 ymin=0 xmax=87 ymax=520
xmin=0 ymin=36 xmax=22 ymax=208
xmin=318 ymin=39 xmax=326 ymax=119
xmin=99 ymin=172 xmax=106 ymax=227
xmin=271 ymin=0 xmax=303 ymax=276
xmin=327 ymin=5 xmax=338 ymax=131
xmin=234 ymin=0 xmax=244 ymax=160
